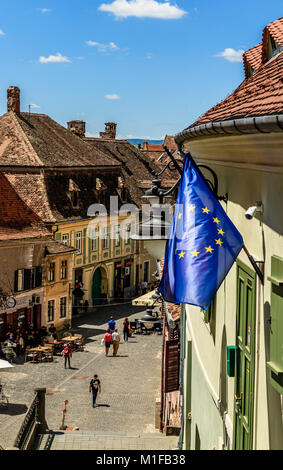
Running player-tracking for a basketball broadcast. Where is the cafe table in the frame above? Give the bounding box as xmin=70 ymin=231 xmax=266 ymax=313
xmin=29 ymin=346 xmax=52 ymax=362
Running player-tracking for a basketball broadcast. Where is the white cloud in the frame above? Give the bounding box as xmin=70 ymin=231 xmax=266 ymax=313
xmin=86 ymin=40 xmax=120 ymax=52
xmin=105 ymin=94 xmax=121 ymax=100
xmin=37 ymin=8 xmax=52 ymax=13
xmin=215 ymin=48 xmax=244 ymax=63
xmin=0 ymin=29 xmax=5 ymax=36
xmin=146 ymin=53 xmax=153 ymax=59
xmin=39 ymin=52 xmax=71 ymax=63
xmin=98 ymin=0 xmax=187 ymax=20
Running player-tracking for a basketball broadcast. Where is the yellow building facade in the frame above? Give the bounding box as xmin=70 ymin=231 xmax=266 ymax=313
xmin=42 ymin=244 xmax=75 ymax=331
xmin=53 ymin=216 xmax=156 ymax=311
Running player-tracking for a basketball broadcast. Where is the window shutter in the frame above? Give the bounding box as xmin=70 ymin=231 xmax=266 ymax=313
xmin=14 ymin=270 xmax=19 ymax=292
xmin=267 ymin=255 xmax=283 ymax=393
xmin=35 ymin=266 xmax=42 ymax=287
xmin=164 ymin=339 xmax=180 ymax=393
xmin=24 ymin=269 xmax=32 ymax=291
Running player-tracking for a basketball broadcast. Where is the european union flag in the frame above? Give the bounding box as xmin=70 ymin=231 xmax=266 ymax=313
xmin=159 ymin=155 xmax=243 ymax=310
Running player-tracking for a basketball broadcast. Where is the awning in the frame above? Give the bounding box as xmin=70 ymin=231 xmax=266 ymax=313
xmin=132 ymin=290 xmax=156 ymax=306
xmin=0 ymin=358 xmax=14 ymax=369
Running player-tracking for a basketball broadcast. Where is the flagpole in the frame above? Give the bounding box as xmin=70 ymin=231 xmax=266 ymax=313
xmin=243 ymin=245 xmax=264 ymax=284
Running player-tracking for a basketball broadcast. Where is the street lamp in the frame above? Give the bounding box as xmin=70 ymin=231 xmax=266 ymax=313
xmin=131 ymin=179 xmax=172 ymax=261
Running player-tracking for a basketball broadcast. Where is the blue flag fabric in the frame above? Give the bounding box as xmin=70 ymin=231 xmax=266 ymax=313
xmin=159 ymin=155 xmax=243 ymax=310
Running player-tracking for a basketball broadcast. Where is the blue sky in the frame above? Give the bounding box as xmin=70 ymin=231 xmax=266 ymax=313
xmin=0 ymin=0 xmax=282 ymax=139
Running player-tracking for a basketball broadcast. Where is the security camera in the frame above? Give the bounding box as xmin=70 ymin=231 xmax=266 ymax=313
xmin=245 ymin=202 xmax=263 ymax=220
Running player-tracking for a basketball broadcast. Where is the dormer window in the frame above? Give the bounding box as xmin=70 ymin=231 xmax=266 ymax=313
xmin=72 ymin=190 xmax=79 ymax=208
xmin=268 ymin=35 xmax=283 ymax=60
xmin=68 ymin=178 xmax=80 ymax=208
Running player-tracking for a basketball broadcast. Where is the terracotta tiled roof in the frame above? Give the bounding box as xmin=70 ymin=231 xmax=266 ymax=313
xmin=142 ymin=143 xmax=165 ymax=151
xmin=186 ymin=17 xmax=283 ymax=129
xmin=190 ymin=49 xmax=283 ymax=127
xmin=243 ymin=43 xmax=262 ymax=77
xmin=83 ymin=137 xmax=161 ymax=207
xmin=4 ymin=173 xmax=56 ymax=223
xmin=0 ymin=172 xmax=49 ymax=240
xmin=262 ymin=17 xmax=283 ymax=62
xmin=163 ymin=135 xmax=177 ymax=149
xmin=0 ymin=112 xmax=120 ymax=169
xmin=45 ymin=241 xmax=76 ymax=255
xmin=166 ymin=303 xmax=181 ymax=322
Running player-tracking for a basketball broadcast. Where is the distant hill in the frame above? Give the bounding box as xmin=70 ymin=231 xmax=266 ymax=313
xmin=127 ymin=138 xmax=163 ymax=147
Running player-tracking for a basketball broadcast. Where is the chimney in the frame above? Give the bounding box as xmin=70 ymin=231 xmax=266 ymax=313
xmin=100 ymin=122 xmax=117 ymax=140
xmin=7 ymin=86 xmax=20 ymax=113
xmin=67 ymin=120 xmax=86 ymax=138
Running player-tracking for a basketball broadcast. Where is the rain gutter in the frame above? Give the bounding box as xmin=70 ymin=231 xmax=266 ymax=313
xmin=175 ymin=114 xmax=283 ymax=145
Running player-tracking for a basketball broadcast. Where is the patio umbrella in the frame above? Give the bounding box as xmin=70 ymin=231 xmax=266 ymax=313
xmin=0 ymin=358 xmax=14 ymax=369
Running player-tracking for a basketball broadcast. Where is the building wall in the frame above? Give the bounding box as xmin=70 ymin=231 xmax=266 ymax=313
xmin=181 ymin=147 xmax=283 ymax=450
xmin=55 ymin=217 xmax=156 ymax=307
xmin=42 ymin=252 xmax=74 ymax=330
xmin=0 ymin=240 xmax=45 ymax=338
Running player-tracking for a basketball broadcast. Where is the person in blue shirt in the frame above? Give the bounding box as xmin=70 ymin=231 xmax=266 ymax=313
xmin=108 ymin=316 xmax=116 ymax=333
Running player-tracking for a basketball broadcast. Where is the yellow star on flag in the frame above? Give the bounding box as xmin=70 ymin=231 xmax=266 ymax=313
xmin=218 ymin=229 xmax=225 ymax=236
xmin=178 ymin=213 xmax=182 ymax=220
xmin=202 ymin=207 xmax=211 ymax=214
xmin=179 ymin=251 xmax=186 ymax=259
xmin=189 ymin=204 xmax=196 ymax=212
xmin=213 ymin=217 xmax=220 ymax=224
xmin=215 ymin=238 xmax=224 ymax=246
xmin=192 ymin=250 xmax=200 ymax=258
xmin=205 ymin=246 xmax=214 ymax=254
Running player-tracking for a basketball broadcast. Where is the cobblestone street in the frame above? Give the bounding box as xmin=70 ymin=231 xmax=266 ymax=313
xmin=0 ymin=303 xmax=178 ymax=450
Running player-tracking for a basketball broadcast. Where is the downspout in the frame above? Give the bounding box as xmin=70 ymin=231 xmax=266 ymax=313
xmin=160 ymin=300 xmax=166 ymax=433
xmin=175 ymin=306 xmax=185 ymax=450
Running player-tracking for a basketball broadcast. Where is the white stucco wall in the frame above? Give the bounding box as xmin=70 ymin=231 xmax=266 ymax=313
xmin=181 ymin=148 xmax=283 ymax=450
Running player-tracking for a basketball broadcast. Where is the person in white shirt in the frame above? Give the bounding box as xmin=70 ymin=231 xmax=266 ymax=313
xmin=112 ymin=329 xmax=120 ymax=357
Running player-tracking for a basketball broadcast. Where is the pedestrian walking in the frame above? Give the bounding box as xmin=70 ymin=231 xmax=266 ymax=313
xmin=62 ymin=343 xmax=72 ymax=368
xmin=108 ymin=316 xmax=116 ymax=333
xmin=104 ymin=330 xmax=112 ymax=356
xmin=123 ymin=317 xmax=130 ymax=342
xmin=112 ymin=329 xmax=120 ymax=357
xmin=89 ymin=374 xmax=101 ymax=408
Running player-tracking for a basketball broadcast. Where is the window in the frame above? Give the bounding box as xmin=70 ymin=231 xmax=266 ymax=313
xmin=14 ymin=267 xmax=42 ymax=292
xmin=62 ymin=233 xmax=69 ymax=245
xmin=114 ymin=225 xmax=120 ymax=247
xmin=102 ymin=226 xmax=109 ymax=250
xmin=125 ymin=223 xmax=131 ymax=245
xmin=60 ymin=260 xmax=67 ymax=280
xmin=72 ymin=190 xmax=79 ymax=208
xmin=267 ymin=255 xmax=283 ymax=394
xmin=91 ymin=227 xmax=99 ymax=252
xmin=268 ymin=35 xmax=283 ymax=60
xmin=60 ymin=297 xmax=67 ymax=318
xmin=48 ymin=262 xmax=55 ymax=282
xmin=143 ymin=261 xmax=150 ymax=282
xmin=76 ymin=232 xmax=82 ymax=254
xmin=48 ymin=300 xmax=55 ymax=322
xmin=15 ymin=269 xmax=24 ymax=292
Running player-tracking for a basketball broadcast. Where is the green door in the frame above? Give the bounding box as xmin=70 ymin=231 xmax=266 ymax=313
xmin=233 ymin=261 xmax=256 ymax=450
xmin=92 ymin=268 xmax=101 ymax=305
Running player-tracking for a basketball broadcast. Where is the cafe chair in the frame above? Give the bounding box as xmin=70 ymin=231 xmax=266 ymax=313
xmin=42 ymin=350 xmax=53 ymax=362
xmin=25 ymin=347 xmax=39 ymax=363
xmin=153 ymin=322 xmax=162 ymax=334
xmin=74 ymin=338 xmax=83 ymax=351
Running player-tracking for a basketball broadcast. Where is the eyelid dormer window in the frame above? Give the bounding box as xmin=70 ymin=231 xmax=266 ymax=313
xmin=268 ymin=35 xmax=283 ymax=60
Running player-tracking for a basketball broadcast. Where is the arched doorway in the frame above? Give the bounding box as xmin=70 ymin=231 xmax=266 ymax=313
xmin=92 ymin=267 xmax=107 ymax=305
